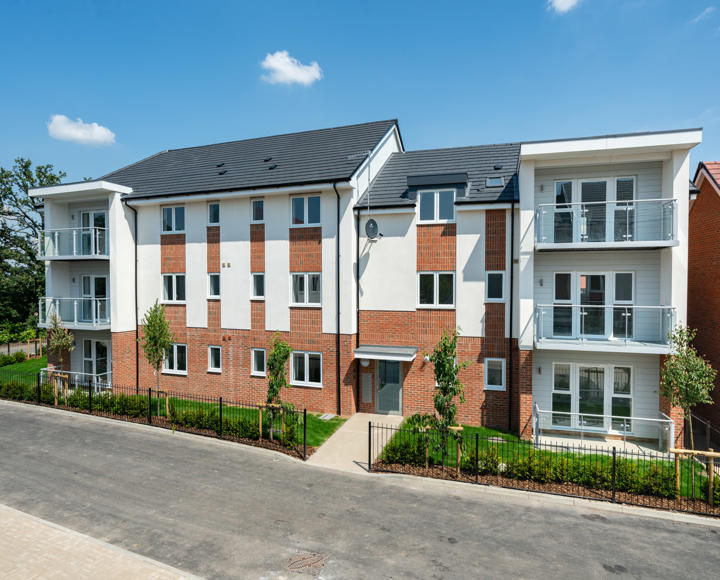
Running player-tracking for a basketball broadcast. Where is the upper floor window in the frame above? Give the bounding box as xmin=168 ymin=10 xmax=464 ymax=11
xmin=252 ymin=273 xmax=265 ymax=299
xmin=418 ymin=272 xmax=455 ymax=308
xmin=164 ymin=343 xmax=187 ymax=374
xmin=291 ymin=273 xmax=321 ymax=306
xmin=208 ymin=203 xmax=220 ymax=225
xmin=208 ymin=273 xmax=220 ymax=298
xmin=418 ymin=189 xmax=455 ymax=223
xmin=251 ymin=199 xmax=264 ymax=223
xmin=292 ymin=195 xmax=321 ymax=226
xmin=162 ymin=206 xmax=185 ymax=233
xmin=486 ymin=272 xmax=505 ymax=302
xmin=162 ymin=274 xmax=186 ymax=303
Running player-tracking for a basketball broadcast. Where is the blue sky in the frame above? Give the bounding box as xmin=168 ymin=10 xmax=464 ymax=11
xmin=2 ymin=0 xmax=719 ymax=182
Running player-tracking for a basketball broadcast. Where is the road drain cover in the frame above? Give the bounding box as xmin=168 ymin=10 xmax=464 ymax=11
xmin=285 ymin=552 xmax=328 ymax=575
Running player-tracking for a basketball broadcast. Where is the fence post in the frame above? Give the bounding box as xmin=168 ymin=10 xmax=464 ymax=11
xmin=475 ymin=432 xmax=479 ymax=484
xmin=611 ymin=447 xmax=617 ymax=503
xmin=88 ymin=383 xmax=93 ymax=414
xmin=219 ymin=397 xmax=223 ymax=438
xmin=148 ymin=387 xmax=152 ymax=425
xmin=258 ymin=407 xmax=262 ymax=440
xmin=709 ymin=449 xmax=715 ymax=508
xmin=368 ymin=422 xmax=372 ymax=472
xmin=303 ymin=409 xmax=307 ymax=461
xmin=675 ymin=453 xmax=681 ymax=494
xmin=36 ymin=373 xmax=41 ymax=404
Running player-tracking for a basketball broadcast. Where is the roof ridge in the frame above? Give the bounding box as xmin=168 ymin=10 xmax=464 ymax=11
xmin=162 ymin=119 xmax=398 ymax=154
xmin=397 ymin=142 xmax=521 ymax=155
xmin=100 ymin=150 xmax=167 ymax=179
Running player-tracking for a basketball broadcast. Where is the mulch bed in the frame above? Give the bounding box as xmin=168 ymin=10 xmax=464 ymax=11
xmin=374 ymin=461 xmax=720 ymax=518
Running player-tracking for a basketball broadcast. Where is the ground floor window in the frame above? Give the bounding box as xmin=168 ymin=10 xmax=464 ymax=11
xmin=291 ymin=351 xmax=322 ymax=387
xmin=208 ymin=346 xmax=221 ymax=372
xmin=550 ymin=362 xmax=632 ymax=432
xmin=164 ymin=344 xmax=187 ymax=374
xmin=251 ymin=348 xmax=266 ymax=376
xmin=484 ymin=358 xmax=506 ymax=391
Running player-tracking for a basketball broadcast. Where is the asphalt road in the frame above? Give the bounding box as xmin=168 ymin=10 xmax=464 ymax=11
xmin=1 ymin=402 xmax=718 ymax=579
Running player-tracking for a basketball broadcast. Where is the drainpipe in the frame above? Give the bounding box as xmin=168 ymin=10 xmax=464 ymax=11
xmin=355 ymin=210 xmax=361 ymax=408
xmin=123 ymin=199 xmax=140 ymax=393
xmin=508 ymin=201 xmax=515 ymax=432
xmin=333 ymin=182 xmax=342 ymax=416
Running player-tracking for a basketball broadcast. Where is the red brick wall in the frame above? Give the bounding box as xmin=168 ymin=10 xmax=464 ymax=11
xmin=207 ymin=226 xmax=220 ymax=272
xmin=250 ymin=224 xmax=265 ymax=272
xmin=515 ymin=349 xmax=533 ymax=439
xmin=688 ymin=177 xmax=720 ymax=427
xmin=289 ymin=227 xmax=322 ymax=272
xmin=160 ymin=234 xmax=185 ymax=273
xmin=417 ymin=223 xmax=456 ymax=270
xmin=111 ymin=330 xmax=136 ymax=386
xmin=485 ymin=210 xmax=506 ymax=270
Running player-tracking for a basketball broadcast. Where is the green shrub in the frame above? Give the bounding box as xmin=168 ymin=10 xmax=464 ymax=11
xmin=461 ymin=446 xmax=501 ymax=475
xmin=0 ymin=354 xmax=12 ymax=367
xmin=700 ymin=476 xmax=720 ymax=505
xmin=0 ymin=380 xmax=33 ymax=401
xmin=223 ymin=415 xmax=260 ymax=440
xmin=12 ymin=351 xmax=26 ymax=363
xmin=381 ymin=431 xmax=426 ymax=466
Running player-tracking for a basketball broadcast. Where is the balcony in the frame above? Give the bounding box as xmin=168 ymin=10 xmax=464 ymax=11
xmin=38 ymin=297 xmax=110 ymax=330
xmin=38 ymin=227 xmax=108 ymax=259
xmin=535 ymin=198 xmax=677 ymax=250
xmin=535 ymin=304 xmax=676 ymax=354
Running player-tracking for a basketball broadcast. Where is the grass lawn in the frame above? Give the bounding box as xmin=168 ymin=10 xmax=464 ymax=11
xmin=305 ymin=413 xmax=346 ymax=447
xmin=0 ymin=356 xmax=47 ymax=385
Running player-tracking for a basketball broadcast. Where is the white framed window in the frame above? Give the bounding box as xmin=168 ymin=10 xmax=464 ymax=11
xmin=613 ymin=272 xmax=634 ymax=304
xmin=484 ymin=358 xmax=506 ymax=391
xmin=162 ymin=274 xmax=186 ymax=303
xmin=291 ymin=351 xmax=322 ymax=387
xmin=486 ymin=271 xmax=505 ymax=302
xmin=291 ymin=273 xmax=321 ymax=306
xmin=291 ymin=195 xmax=321 ymax=227
xmin=252 ymin=273 xmax=265 ymax=299
xmin=208 ymin=273 xmax=220 ymax=298
xmin=417 ymin=189 xmax=455 ymax=223
xmin=611 ymin=366 xmax=633 ymax=431
xmin=208 ymin=203 xmax=220 ymax=225
xmin=164 ymin=344 xmax=187 ymax=374
xmin=208 ymin=345 xmax=222 ymax=373
xmin=417 ymin=272 xmax=455 ymax=308
xmin=251 ymin=199 xmax=264 ymax=223
xmin=251 ymin=348 xmax=266 ymax=376
xmin=162 ymin=206 xmax=185 ymax=233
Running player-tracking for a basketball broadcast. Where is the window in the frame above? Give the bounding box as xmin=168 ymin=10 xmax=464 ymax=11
xmin=291 ymin=195 xmax=321 ymax=226
xmin=252 ymin=273 xmax=265 ymax=299
xmin=208 ymin=346 xmax=221 ymax=372
xmin=551 ymin=363 xmax=572 ymax=426
xmin=251 ymin=199 xmax=264 ymax=223
xmin=485 ymin=358 xmax=506 ymax=391
xmin=208 ymin=203 xmax=220 ymax=225
xmin=553 ymin=273 xmax=572 ymax=337
xmin=613 ymin=272 xmax=634 ymax=339
xmin=162 ymin=274 xmax=186 ymax=302
xmin=251 ymin=348 xmax=266 ymax=376
xmin=208 ymin=273 xmax=220 ymax=298
xmin=162 ymin=206 xmax=185 ymax=232
xmin=291 ymin=351 xmax=322 ymax=387
xmin=418 ymin=272 xmax=454 ymax=308
xmin=486 ymin=176 xmax=504 ymax=188
xmin=418 ymin=189 xmax=455 ymax=223
xmin=164 ymin=344 xmax=187 ymax=374
xmin=611 ymin=366 xmax=632 ymax=431
xmin=291 ymin=273 xmax=321 ymax=305
xmin=553 ymin=181 xmax=574 ymax=243
xmin=486 ymin=272 xmax=505 ymax=301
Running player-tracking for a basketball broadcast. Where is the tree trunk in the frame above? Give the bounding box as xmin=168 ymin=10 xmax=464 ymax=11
xmin=688 ymin=410 xmax=696 ymax=497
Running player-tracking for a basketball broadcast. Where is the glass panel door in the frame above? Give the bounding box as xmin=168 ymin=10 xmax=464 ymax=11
xmin=94 ymin=277 xmax=107 ymax=322
xmin=93 ymin=212 xmax=107 ymax=254
xmin=614 ymin=178 xmax=635 ymax=242
xmin=579 ymin=274 xmax=606 ymax=337
xmin=80 ymin=212 xmax=93 ymax=255
xmin=376 ymin=361 xmax=402 ymax=414
xmin=554 ymin=181 xmax=573 ymax=243
xmin=81 ymin=276 xmax=92 ymax=322
xmin=578 ymin=366 xmax=605 ymax=428
xmin=95 ymin=341 xmax=108 ymax=382
xmin=581 ymin=181 xmax=607 ymax=242
xmin=551 ymin=364 xmax=572 ymax=427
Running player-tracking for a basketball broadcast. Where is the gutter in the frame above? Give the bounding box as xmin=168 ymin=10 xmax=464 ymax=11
xmin=122 ymin=198 xmax=140 ymax=394
xmin=333 ymin=182 xmax=342 ymax=416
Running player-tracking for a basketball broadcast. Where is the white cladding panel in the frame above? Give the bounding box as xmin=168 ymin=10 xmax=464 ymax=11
xmin=532 ymin=350 xmax=660 ymax=439
xmin=220 ymin=198 xmax=251 ymax=330
xmin=358 ymin=212 xmax=416 ymax=312
xmin=109 ymin=192 xmax=135 ymax=332
xmin=136 ymin=205 xmax=161 ymax=316
xmin=456 ymin=209 xmax=485 ymax=337
xmin=186 ymin=202 xmax=208 ymax=328
xmin=321 ymin=191 xmax=338 ymax=334
xmin=264 ymin=195 xmax=290 ymax=332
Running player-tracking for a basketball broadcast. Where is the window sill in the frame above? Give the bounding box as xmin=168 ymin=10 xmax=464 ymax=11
xmin=161 ymin=301 xmax=186 ymax=306
xmin=250 ymin=297 xmax=265 ymax=301
xmin=289 ymin=304 xmax=321 ymax=309
xmin=289 ymin=223 xmax=322 ymax=229
xmin=207 ymin=297 xmax=220 ymax=301
xmin=161 ymin=231 xmax=185 ymax=235
xmin=162 ymin=370 xmax=187 ymax=376
xmin=290 ymin=382 xmax=323 ymax=389
xmin=485 ymin=299 xmax=506 ymax=304
xmin=417 ymin=220 xmax=456 ymax=225
xmin=207 ymin=369 xmax=222 ymax=374
xmin=484 ymin=385 xmax=506 ymax=392
xmin=207 ymin=223 xmax=220 ymax=227
xmin=250 ymin=220 xmax=265 ymax=225
xmin=417 ymin=305 xmax=455 ymax=310
xmin=251 ymin=372 xmax=266 ymax=378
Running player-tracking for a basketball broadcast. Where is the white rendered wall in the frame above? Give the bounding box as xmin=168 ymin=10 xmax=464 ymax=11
xmin=185 ymin=202 xmax=208 ymax=328
xmin=136 ymin=205 xmax=161 ymax=316
xmin=351 ymin=126 xmax=403 ymax=202
xmin=321 ymin=191 xmax=338 ymax=334
xmin=518 ymin=159 xmax=536 ymax=349
xmin=264 ymin=195 xmax=290 ymax=332
xmin=456 ymin=209 xmax=485 ymax=337
xmin=109 ymin=192 xmax=135 ymax=332
xmin=220 ymin=197 xmax=251 ymax=330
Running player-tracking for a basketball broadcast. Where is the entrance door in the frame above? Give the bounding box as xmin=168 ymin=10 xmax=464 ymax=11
xmin=581 ymin=181 xmax=607 ymax=242
xmin=83 ymin=339 xmax=109 ymax=385
xmin=376 ymin=360 xmax=402 ymax=414
xmin=578 ymin=366 xmax=605 ymax=428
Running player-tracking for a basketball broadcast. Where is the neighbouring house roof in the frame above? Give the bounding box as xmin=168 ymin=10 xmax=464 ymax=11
xmin=689 ymin=179 xmax=700 ymax=196
xmin=356 ymin=143 xmax=520 ymax=209
xmin=695 ymin=162 xmax=720 ymax=192
xmin=97 ymin=119 xmax=399 ymax=199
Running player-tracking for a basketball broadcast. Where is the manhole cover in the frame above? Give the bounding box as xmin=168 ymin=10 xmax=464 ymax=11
xmin=285 ymin=552 xmax=328 ymax=576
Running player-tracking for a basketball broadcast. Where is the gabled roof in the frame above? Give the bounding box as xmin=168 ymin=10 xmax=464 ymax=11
xmin=694 ymin=162 xmax=720 ymax=192
xmin=357 ymin=143 xmax=520 ymax=209
xmin=100 ymin=120 xmax=398 ymax=199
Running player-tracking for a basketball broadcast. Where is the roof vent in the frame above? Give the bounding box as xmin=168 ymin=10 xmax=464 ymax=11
xmin=493 ymin=164 xmax=503 ymax=170
xmin=268 ymin=164 xmax=278 ymax=170
xmin=218 ymin=170 xmax=227 ymax=175
xmin=264 ymin=156 xmax=272 ymax=162
xmin=216 ymin=162 xmax=225 ymax=168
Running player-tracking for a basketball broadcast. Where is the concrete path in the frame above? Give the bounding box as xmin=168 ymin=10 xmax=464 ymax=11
xmin=307 ymin=412 xmax=403 ymax=473
xmin=0 ymin=503 xmax=196 ymax=579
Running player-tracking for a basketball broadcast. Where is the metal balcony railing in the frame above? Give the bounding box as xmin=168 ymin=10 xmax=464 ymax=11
xmin=535 ymin=198 xmax=677 ymax=246
xmin=535 ymin=304 xmax=676 ymax=345
xmin=39 ymin=368 xmax=112 ymax=392
xmin=38 ymin=227 xmax=108 ymax=258
xmin=38 ymin=297 xmax=110 ymax=328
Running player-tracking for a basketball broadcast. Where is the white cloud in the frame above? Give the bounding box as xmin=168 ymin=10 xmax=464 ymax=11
xmin=261 ymin=50 xmax=323 ymax=86
xmin=47 ymin=114 xmax=116 ymax=146
xmin=691 ymin=6 xmax=715 ymax=23
xmin=547 ymin=0 xmax=580 ymax=14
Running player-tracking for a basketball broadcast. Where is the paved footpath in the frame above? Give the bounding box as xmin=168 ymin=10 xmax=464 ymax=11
xmin=0 ymin=503 xmax=196 ymax=579
xmin=1 ymin=400 xmax=720 ymax=579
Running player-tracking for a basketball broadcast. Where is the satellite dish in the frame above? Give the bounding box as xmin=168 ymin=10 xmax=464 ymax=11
xmin=365 ymin=218 xmax=379 ymax=239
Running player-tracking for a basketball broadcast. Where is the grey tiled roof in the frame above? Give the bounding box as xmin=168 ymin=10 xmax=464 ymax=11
xmin=357 ymin=143 xmax=520 ymax=209
xmin=101 ymin=120 xmax=398 ymax=199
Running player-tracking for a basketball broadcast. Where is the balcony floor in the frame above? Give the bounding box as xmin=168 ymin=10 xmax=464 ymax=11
xmin=535 ymin=240 xmax=678 ymax=251
xmin=39 ymin=322 xmax=111 ymax=331
xmin=535 ymin=338 xmax=670 ymax=354
xmin=537 ymin=434 xmax=665 ymax=456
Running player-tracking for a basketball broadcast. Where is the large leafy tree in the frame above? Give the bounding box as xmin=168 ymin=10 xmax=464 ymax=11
xmin=0 ymin=158 xmax=66 ymax=335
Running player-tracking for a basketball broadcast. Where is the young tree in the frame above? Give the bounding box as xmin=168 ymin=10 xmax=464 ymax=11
xmin=47 ymin=313 xmax=74 ymax=404
xmin=429 ymin=328 xmax=469 ymax=431
xmin=660 ymin=325 xmax=716 ymax=452
xmin=266 ymin=335 xmax=292 ymax=442
xmin=138 ymin=301 xmax=174 ymax=392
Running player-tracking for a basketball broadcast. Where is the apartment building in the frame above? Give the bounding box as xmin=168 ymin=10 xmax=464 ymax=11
xmin=31 ymin=120 xmax=700 ymax=445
